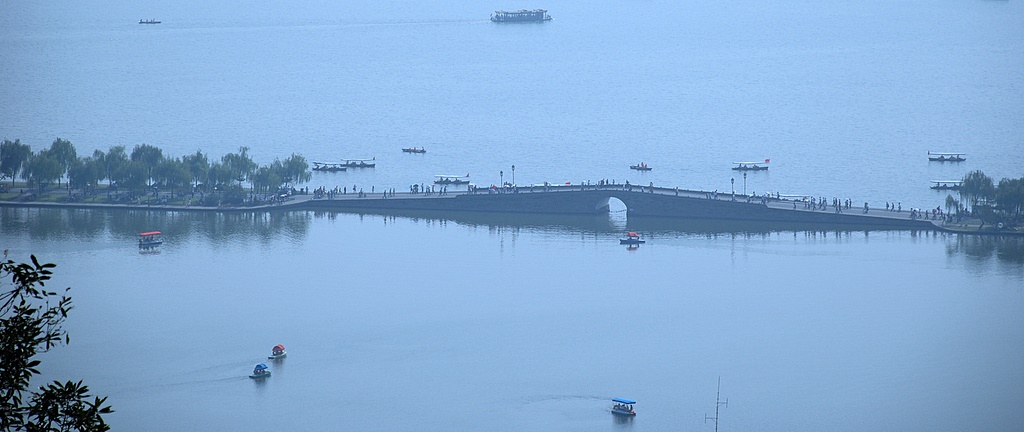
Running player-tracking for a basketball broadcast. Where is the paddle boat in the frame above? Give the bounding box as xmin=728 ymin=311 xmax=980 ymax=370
xmin=619 ymin=232 xmax=645 ymax=245
xmin=268 ymin=344 xmax=287 ymax=359
xmin=732 ymin=159 xmax=770 ymax=171
xmin=630 ymin=162 xmax=652 ymax=171
xmin=249 ymin=363 xmax=271 ymax=379
xmin=402 ymin=147 xmax=426 ymax=153
xmin=928 ymin=151 xmax=966 ymax=162
xmin=611 ymin=398 xmax=637 ymax=416
xmin=138 ymin=231 xmax=163 ymax=248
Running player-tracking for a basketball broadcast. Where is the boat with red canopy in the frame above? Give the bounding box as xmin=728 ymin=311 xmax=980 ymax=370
xmin=619 ymin=232 xmax=645 ymax=245
xmin=138 ymin=231 xmax=163 ymax=248
xmin=268 ymin=344 xmax=287 ymax=359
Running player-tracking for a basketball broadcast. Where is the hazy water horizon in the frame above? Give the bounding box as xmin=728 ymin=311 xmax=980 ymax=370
xmin=2 ymin=0 xmax=1023 ymax=430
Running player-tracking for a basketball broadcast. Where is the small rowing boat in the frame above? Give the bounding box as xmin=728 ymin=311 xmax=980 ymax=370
xmin=619 ymin=232 xmax=645 ymax=245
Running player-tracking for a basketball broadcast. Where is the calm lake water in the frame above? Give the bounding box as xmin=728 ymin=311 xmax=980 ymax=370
xmin=2 ymin=0 xmax=1024 ymax=430
xmin=2 ymin=207 xmax=1023 ymax=431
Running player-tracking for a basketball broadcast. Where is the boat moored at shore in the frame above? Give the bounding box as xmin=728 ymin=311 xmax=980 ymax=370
xmin=139 ymin=19 xmax=161 ymax=24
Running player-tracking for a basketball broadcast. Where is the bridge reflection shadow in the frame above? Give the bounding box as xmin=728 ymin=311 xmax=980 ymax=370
xmin=316 ymin=208 xmax=928 ymax=237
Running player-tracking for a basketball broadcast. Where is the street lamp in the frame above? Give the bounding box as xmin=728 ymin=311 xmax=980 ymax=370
xmin=731 ymin=177 xmax=734 ymax=194
xmin=511 ymin=165 xmax=515 ymax=186
xmin=743 ymin=172 xmax=747 ymax=196
xmin=500 ymin=170 xmax=504 ymax=188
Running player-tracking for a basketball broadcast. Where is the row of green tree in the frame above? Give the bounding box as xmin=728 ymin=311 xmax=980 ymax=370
xmin=1 ymin=138 xmax=311 ymax=199
xmin=957 ymin=170 xmax=1024 ymax=223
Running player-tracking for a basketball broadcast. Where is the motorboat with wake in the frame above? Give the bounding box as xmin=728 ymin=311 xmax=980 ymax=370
xmin=611 ymin=398 xmax=636 ymax=416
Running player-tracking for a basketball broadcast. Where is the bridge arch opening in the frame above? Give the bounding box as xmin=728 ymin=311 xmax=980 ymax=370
xmin=596 ymin=196 xmax=627 ymax=213
xmin=597 ymin=196 xmax=628 ymax=228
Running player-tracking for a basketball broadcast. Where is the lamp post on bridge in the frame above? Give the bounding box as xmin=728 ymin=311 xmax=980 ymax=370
xmin=743 ymin=172 xmax=747 ymax=196
xmin=731 ymin=178 xmax=734 ymax=195
xmin=511 ymin=165 xmax=515 ymax=187
xmin=500 ymin=170 xmax=504 ymax=189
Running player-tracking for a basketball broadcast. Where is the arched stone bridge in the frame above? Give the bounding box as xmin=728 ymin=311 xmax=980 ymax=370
xmin=296 ymin=184 xmax=938 ymax=229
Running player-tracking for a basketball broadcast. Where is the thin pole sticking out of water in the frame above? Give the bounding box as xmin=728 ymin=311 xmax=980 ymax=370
xmin=704 ymin=377 xmax=729 ymax=432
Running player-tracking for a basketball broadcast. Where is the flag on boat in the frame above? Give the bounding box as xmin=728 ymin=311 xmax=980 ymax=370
xmin=764 ymin=158 xmax=770 ymax=163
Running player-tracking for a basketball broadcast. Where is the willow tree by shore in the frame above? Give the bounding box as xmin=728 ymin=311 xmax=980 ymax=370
xmin=2 ymin=138 xmax=311 ymax=203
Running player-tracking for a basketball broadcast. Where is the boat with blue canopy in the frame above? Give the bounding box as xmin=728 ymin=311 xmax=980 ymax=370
xmin=611 ymin=398 xmax=636 ymax=416
xmin=249 ymin=363 xmax=271 ymax=379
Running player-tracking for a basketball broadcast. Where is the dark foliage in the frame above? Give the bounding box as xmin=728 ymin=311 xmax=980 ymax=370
xmin=1 ymin=252 xmax=112 ymax=431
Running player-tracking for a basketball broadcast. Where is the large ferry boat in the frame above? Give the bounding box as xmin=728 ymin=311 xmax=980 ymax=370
xmin=490 ymin=9 xmax=552 ymax=23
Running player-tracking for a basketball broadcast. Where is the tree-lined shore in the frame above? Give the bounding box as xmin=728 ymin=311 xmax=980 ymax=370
xmin=1 ymin=138 xmax=311 ymax=206
xmin=953 ymin=170 xmax=1024 ymax=228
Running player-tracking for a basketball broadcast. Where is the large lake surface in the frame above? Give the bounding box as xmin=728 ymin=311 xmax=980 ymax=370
xmin=2 ymin=0 xmax=1024 ymax=430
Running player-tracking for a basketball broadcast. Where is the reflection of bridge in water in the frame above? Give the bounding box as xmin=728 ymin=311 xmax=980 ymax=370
xmin=292 ymin=183 xmax=940 ymax=231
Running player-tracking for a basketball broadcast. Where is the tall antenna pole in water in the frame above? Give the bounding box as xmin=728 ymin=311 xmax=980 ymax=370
xmin=704 ymin=377 xmax=728 ymax=432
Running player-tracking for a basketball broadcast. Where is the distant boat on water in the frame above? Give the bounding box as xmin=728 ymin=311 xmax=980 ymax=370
xmin=732 ymin=159 xmax=770 ymax=171
xmin=928 ymin=151 xmax=965 ymax=162
xmin=490 ymin=9 xmax=552 ymax=23
xmin=139 ymin=19 xmax=161 ymax=24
